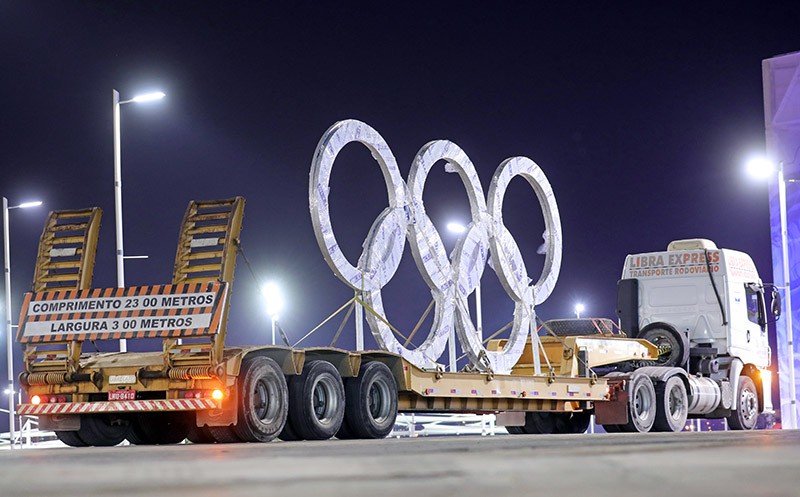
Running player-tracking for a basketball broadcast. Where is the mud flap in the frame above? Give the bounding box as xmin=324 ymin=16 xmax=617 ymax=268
xmin=595 ymin=388 xmax=629 ymax=425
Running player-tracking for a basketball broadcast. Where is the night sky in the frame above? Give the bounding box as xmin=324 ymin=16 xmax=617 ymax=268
xmin=2 ymin=2 xmax=799 ymax=408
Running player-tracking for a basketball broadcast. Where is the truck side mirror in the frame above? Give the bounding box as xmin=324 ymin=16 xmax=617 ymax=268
xmin=771 ymin=288 xmax=782 ymax=319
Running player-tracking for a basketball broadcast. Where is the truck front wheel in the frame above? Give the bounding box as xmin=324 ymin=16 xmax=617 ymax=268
xmin=727 ymin=375 xmax=759 ymax=430
xmin=232 ymin=355 xmax=290 ymax=442
xmin=55 ymin=430 xmax=88 ymax=447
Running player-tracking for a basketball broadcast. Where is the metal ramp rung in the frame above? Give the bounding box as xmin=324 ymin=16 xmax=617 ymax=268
xmin=25 ymin=208 xmax=102 ymax=377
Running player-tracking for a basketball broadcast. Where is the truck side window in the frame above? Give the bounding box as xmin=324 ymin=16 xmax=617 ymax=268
xmin=745 ymin=284 xmax=762 ymax=326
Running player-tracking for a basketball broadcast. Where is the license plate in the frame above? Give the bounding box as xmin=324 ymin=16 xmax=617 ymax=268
xmin=108 ymin=390 xmax=136 ymax=401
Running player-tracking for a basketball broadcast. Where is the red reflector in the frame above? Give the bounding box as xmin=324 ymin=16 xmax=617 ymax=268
xmin=49 ymin=397 xmax=57 ymax=403
xmin=57 ymin=395 xmax=67 ymax=403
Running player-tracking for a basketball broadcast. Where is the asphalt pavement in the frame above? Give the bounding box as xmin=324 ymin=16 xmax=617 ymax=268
xmin=1 ymin=430 xmax=798 ymax=497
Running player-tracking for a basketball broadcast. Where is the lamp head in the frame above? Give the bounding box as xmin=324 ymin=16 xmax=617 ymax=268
xmin=131 ymin=91 xmax=166 ymax=103
xmin=746 ymin=157 xmax=775 ymax=179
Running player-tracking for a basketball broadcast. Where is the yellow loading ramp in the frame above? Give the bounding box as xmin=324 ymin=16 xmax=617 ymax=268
xmin=23 ymin=208 xmax=102 ymax=384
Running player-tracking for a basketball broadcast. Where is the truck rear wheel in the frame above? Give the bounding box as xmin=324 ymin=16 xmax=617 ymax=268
xmin=620 ymin=374 xmax=656 ymax=433
xmin=78 ymin=415 xmax=130 ymax=446
xmin=653 ymin=376 xmax=688 ymax=432
xmin=232 ymin=355 xmax=289 ymax=443
xmin=727 ymin=375 xmax=758 ymax=430
xmin=207 ymin=425 xmax=241 ymax=443
xmin=342 ymin=361 xmax=398 ymax=439
xmin=505 ymin=426 xmax=525 ymax=435
xmin=288 ymin=360 xmax=345 ymax=440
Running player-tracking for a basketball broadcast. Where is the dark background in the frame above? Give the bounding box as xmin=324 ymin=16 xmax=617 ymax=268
xmin=1 ymin=2 xmax=798 ymax=419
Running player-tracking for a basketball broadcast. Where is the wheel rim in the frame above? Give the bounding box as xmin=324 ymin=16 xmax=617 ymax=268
xmin=312 ymin=374 xmax=340 ymax=424
xmin=253 ymin=378 xmax=278 ymax=422
xmin=740 ymin=385 xmax=758 ymax=424
xmin=633 ymin=383 xmax=654 ymax=422
xmin=668 ymin=384 xmax=686 ymax=422
xmin=368 ymin=377 xmax=392 ymax=422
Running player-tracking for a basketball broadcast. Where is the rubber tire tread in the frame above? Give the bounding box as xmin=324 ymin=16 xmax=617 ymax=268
xmin=129 ymin=412 xmax=191 ymax=444
xmin=653 ymin=376 xmax=688 ymax=433
xmin=288 ymin=360 xmax=345 ymax=440
xmin=56 ymin=430 xmax=88 ymax=447
xmin=232 ymin=356 xmax=289 ymax=443
xmin=186 ymin=425 xmax=216 ymax=444
xmin=78 ymin=415 xmax=130 ymax=446
xmin=207 ymin=425 xmax=241 ymax=443
xmin=343 ymin=362 xmax=397 ymax=439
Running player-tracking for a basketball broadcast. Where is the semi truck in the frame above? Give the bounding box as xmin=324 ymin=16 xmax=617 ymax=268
xmin=13 ymin=201 xmax=777 ymax=446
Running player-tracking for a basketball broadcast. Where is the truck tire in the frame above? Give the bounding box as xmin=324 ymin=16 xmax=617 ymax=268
xmin=639 ymin=324 xmax=689 ymax=368
xmin=207 ymin=425 xmax=241 ymax=443
xmin=505 ymin=425 xmax=525 ymax=435
xmin=278 ymin=416 xmax=303 ymax=441
xmin=555 ymin=411 xmax=592 ymax=434
xmin=727 ymin=375 xmax=759 ymax=430
xmin=128 ymin=412 xmax=191 ymax=445
xmin=653 ymin=376 xmax=688 ymax=432
xmin=288 ymin=360 xmax=345 ymax=440
xmin=343 ymin=361 xmax=398 ymax=439
xmin=619 ymin=374 xmax=656 ymax=433
xmin=77 ymin=415 xmax=130 ymax=446
xmin=186 ymin=425 xmax=215 ymax=444
xmin=56 ymin=430 xmax=88 ymax=447
xmin=232 ymin=355 xmax=289 ymax=443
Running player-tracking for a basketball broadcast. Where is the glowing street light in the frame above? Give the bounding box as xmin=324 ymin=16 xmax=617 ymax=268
xmin=4 ymin=197 xmax=43 ymax=447
xmin=574 ymin=303 xmax=585 ymax=319
xmin=113 ymin=89 xmax=165 ymax=352
xmin=262 ymin=283 xmax=284 ymax=345
xmin=747 ymin=155 xmax=797 ymax=429
xmin=446 ymin=221 xmax=466 ymax=234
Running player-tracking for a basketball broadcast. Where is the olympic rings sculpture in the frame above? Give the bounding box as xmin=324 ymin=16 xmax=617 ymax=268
xmin=309 ymin=119 xmax=562 ymax=374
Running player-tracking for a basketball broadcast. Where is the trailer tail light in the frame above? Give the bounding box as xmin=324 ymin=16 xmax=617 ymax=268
xmin=180 ymin=389 xmax=223 ymax=400
xmin=30 ymin=394 xmax=71 ymax=405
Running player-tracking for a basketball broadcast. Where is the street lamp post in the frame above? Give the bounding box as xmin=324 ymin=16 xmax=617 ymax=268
xmin=747 ymin=157 xmax=797 ymax=430
xmin=113 ymin=89 xmax=165 ymax=352
xmin=446 ymin=222 xmax=481 ymax=372
xmin=3 ymin=197 xmax=42 ymax=446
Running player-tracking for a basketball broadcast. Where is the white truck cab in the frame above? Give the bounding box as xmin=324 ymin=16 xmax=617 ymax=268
xmin=616 ymin=239 xmax=777 ymax=429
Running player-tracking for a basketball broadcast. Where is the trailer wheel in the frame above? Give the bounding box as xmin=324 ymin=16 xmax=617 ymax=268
xmin=56 ymin=430 xmax=88 ymax=447
xmin=288 ymin=360 xmax=345 ymax=440
xmin=186 ymin=425 xmax=215 ymax=444
xmin=128 ymin=412 xmax=191 ymax=444
xmin=343 ymin=362 xmax=397 ymax=439
xmin=620 ymin=374 xmax=656 ymax=433
xmin=206 ymin=425 xmax=241 ymax=443
xmin=639 ymin=325 xmax=689 ymax=368
xmin=78 ymin=415 xmax=130 ymax=446
xmin=555 ymin=411 xmax=591 ymax=434
xmin=505 ymin=426 xmax=525 ymax=435
xmin=278 ymin=416 xmax=303 ymax=441
xmin=335 ymin=418 xmax=357 ymax=439
xmin=727 ymin=375 xmax=759 ymax=430
xmin=653 ymin=376 xmax=688 ymax=432
xmin=232 ymin=356 xmax=289 ymax=443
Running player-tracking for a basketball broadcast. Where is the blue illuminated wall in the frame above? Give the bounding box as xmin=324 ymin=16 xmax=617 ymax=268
xmin=763 ymin=51 xmax=800 ymax=428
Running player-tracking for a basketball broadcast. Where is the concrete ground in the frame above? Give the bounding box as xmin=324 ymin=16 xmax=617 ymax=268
xmin=1 ymin=430 xmax=798 ymax=497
